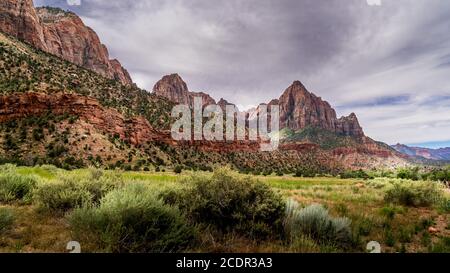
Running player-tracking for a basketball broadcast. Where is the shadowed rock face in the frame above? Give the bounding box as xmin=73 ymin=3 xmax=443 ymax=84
xmin=0 ymin=0 xmax=132 ymax=85
xmin=277 ymin=81 xmax=364 ymax=138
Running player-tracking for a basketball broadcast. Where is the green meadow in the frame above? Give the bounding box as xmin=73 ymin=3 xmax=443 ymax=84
xmin=0 ymin=164 xmax=449 ymax=253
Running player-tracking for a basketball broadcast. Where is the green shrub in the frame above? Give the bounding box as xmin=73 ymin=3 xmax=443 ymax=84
xmin=355 ymin=217 xmax=374 ymax=237
xmin=398 ymin=227 xmax=413 ymax=243
xmin=284 ymin=201 xmax=352 ymax=247
xmin=81 ymin=173 xmax=123 ymax=204
xmin=294 ymin=168 xmax=317 ymax=178
xmin=384 ymin=181 xmax=443 ymax=207
xmin=174 ymin=165 xmax=183 ymax=174
xmin=340 ymin=169 xmax=373 ymax=180
xmin=0 ymin=208 xmax=14 ymax=233
xmin=68 ymin=184 xmax=195 ymax=253
xmin=0 ymin=173 xmax=37 ymax=203
xmin=424 ymin=167 xmax=450 ymax=182
xmin=173 ymin=168 xmax=285 ymax=239
xmin=396 ymin=167 xmax=420 ymax=181
xmin=384 ymin=229 xmax=396 ymax=247
xmin=33 ymin=181 xmax=92 ymax=213
xmin=34 ymin=172 xmax=122 ymax=213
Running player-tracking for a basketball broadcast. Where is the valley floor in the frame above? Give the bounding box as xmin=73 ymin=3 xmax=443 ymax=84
xmin=0 ymin=166 xmax=449 ymax=253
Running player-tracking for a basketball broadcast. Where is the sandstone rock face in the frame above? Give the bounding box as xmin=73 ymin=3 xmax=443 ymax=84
xmin=276 ymin=81 xmax=364 ymax=138
xmin=0 ymin=0 xmax=46 ymax=50
xmin=336 ymin=113 xmax=365 ymax=138
xmin=153 ymin=74 xmax=191 ymax=104
xmin=153 ymin=74 xmax=217 ymax=107
xmin=109 ymin=59 xmax=132 ymax=86
xmin=0 ymin=92 xmax=159 ymax=145
xmin=0 ymin=0 xmax=132 ymax=85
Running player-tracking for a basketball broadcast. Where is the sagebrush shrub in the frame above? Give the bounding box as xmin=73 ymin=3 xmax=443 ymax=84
xmin=0 ymin=207 xmax=14 ymax=233
xmin=33 ymin=172 xmax=122 ymax=213
xmin=79 ymin=173 xmax=123 ymax=204
xmin=0 ymin=173 xmax=37 ymax=203
xmin=68 ymin=184 xmax=196 ymax=253
xmin=384 ymin=181 xmax=443 ymax=207
xmin=33 ymin=181 xmax=92 ymax=212
xmin=171 ymin=168 xmax=286 ymax=239
xmin=284 ymin=201 xmax=352 ymax=247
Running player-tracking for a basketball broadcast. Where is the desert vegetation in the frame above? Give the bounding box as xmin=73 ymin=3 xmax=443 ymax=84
xmin=0 ymin=164 xmax=448 ymax=253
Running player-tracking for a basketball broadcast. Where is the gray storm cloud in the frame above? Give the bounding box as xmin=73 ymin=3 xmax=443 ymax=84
xmin=34 ymin=0 xmax=450 ymax=146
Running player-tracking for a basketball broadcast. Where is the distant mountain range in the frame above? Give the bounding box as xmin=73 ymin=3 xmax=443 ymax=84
xmin=392 ymin=144 xmax=450 ymax=161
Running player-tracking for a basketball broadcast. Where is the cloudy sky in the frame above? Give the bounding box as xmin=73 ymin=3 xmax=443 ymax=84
xmin=34 ymin=0 xmax=450 ymax=148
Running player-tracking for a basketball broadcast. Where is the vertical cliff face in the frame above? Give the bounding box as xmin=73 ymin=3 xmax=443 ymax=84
xmin=277 ymin=81 xmax=364 ymax=138
xmin=278 ymin=81 xmax=338 ymax=131
xmin=0 ymin=0 xmax=46 ymax=50
xmin=0 ymin=0 xmax=132 ymax=85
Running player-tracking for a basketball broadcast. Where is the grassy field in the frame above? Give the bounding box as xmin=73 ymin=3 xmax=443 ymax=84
xmin=0 ymin=165 xmax=449 ymax=253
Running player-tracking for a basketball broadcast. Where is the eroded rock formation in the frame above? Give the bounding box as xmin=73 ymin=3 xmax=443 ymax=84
xmin=0 ymin=0 xmax=132 ymax=85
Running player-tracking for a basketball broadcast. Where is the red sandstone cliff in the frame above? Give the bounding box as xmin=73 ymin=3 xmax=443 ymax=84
xmin=0 ymin=92 xmax=157 ymax=145
xmin=0 ymin=0 xmax=132 ymax=85
xmin=276 ymin=81 xmax=364 ymax=138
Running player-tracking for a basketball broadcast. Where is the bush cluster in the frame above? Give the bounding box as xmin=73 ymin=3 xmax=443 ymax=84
xmin=34 ymin=172 xmax=122 ymax=212
xmin=384 ymin=181 xmax=444 ymax=207
xmin=340 ymin=169 xmax=374 ymax=180
xmin=163 ymin=168 xmax=286 ymax=239
xmin=0 ymin=172 xmax=37 ymax=203
xmin=283 ymin=201 xmax=352 ymax=247
xmin=68 ymin=184 xmax=195 ymax=253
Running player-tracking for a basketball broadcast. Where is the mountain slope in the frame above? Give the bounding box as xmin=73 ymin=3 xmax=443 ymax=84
xmin=393 ymin=144 xmax=450 ymax=161
xmin=0 ymin=0 xmax=132 ymax=85
xmin=0 ymin=31 xmax=173 ymax=130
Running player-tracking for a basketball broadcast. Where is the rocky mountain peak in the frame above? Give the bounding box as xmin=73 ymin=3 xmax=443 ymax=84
xmin=153 ymin=74 xmax=190 ymax=104
xmin=291 ymin=80 xmax=307 ymax=90
xmin=153 ymin=74 xmax=218 ymax=107
xmin=0 ymin=0 xmax=133 ymax=85
xmin=336 ymin=113 xmax=364 ymax=138
xmin=277 ymin=81 xmax=364 ymax=138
